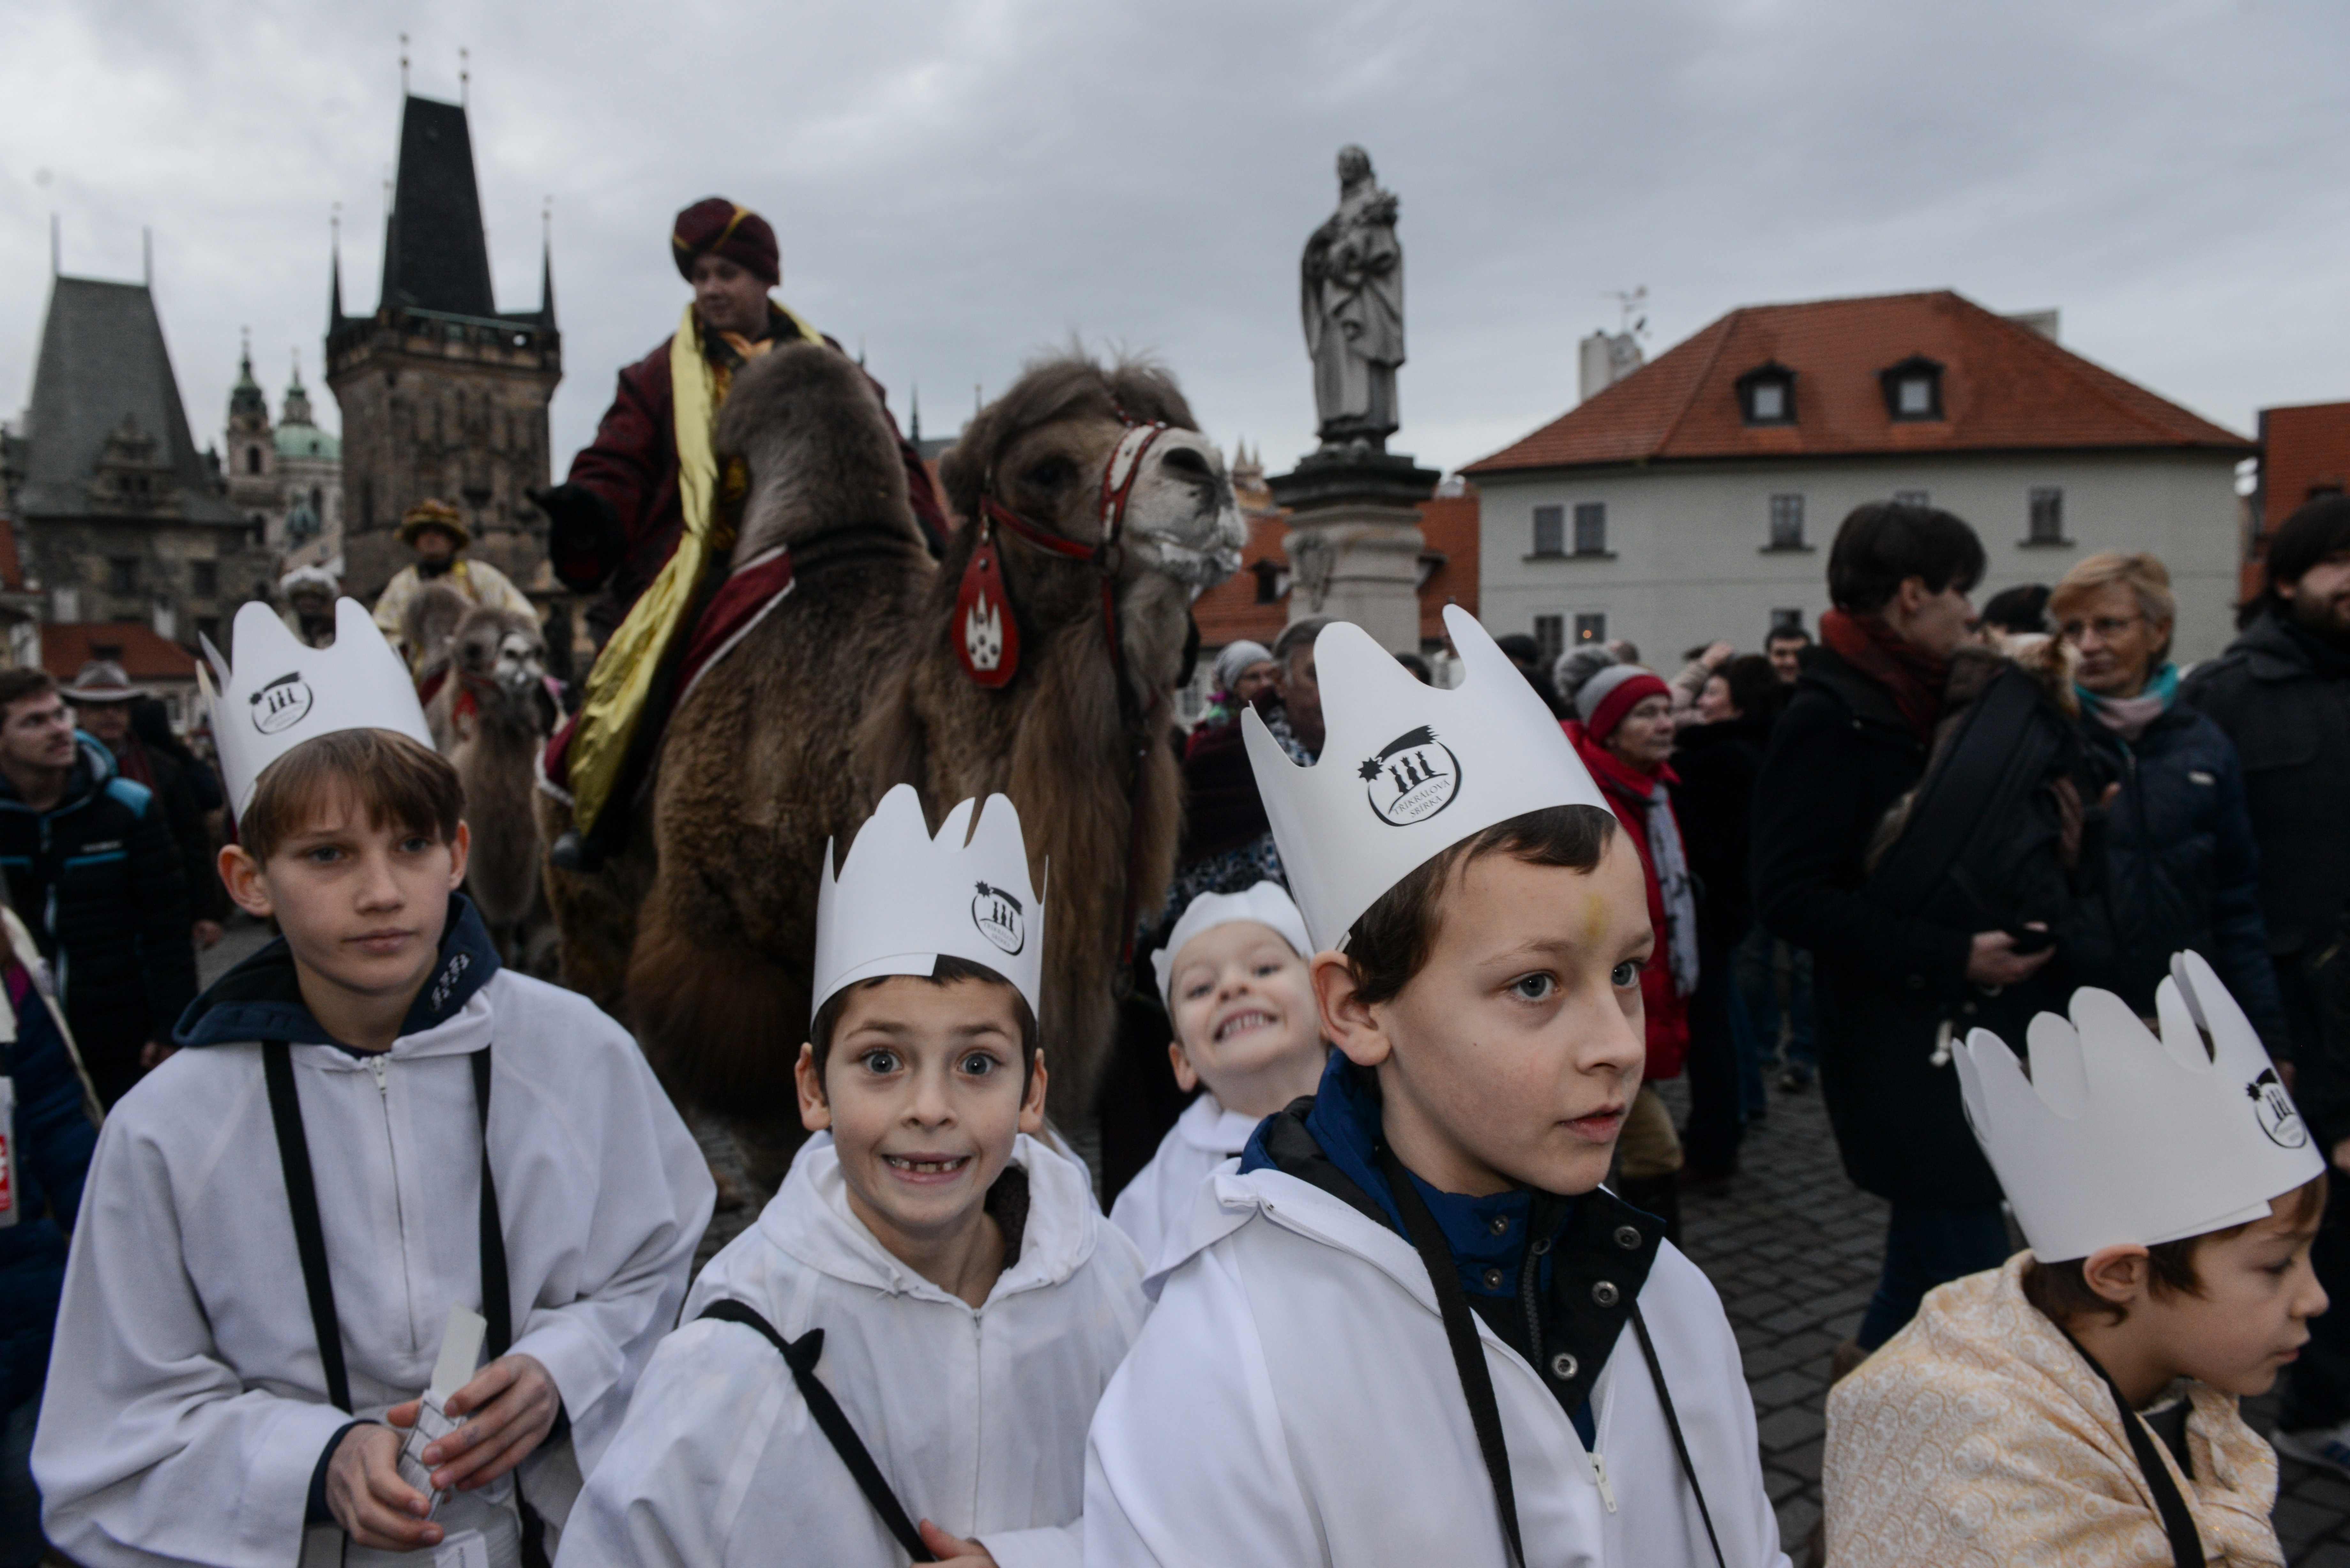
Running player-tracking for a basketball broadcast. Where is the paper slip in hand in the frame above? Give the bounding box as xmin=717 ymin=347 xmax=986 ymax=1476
xmin=399 ymin=1305 xmax=490 ymax=1509
xmin=434 ymin=1529 xmax=490 ymax=1568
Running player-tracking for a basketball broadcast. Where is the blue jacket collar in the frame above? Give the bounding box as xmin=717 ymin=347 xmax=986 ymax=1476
xmin=0 ymin=735 xmax=112 ymax=814
xmin=1245 ymin=1051 xmax=1570 ymax=1299
xmin=174 ymin=893 xmax=501 ymax=1049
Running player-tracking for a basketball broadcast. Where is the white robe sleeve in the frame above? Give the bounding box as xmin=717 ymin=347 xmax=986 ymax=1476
xmin=502 ymin=1012 xmax=716 ymax=1476
xmin=1084 ymin=1240 xmax=1323 ymax=1567
xmin=34 ymin=1113 xmax=355 ymax=1568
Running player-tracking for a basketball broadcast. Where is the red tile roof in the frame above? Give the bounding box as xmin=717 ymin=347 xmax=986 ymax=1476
xmin=2257 ymin=401 xmax=2350 ymax=531
xmin=42 ymin=622 xmax=198 ymax=682
xmin=1465 ymin=290 xmax=2251 ymax=475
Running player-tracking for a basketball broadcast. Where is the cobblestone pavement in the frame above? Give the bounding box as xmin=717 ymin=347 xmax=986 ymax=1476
xmin=1663 ymin=1074 xmax=2350 ymax=1564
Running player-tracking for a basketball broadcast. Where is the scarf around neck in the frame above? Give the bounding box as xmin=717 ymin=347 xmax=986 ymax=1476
xmin=2080 ymin=663 xmax=2178 ymax=744
xmin=1576 ymin=733 xmax=1701 ymax=1000
xmin=1821 ymin=607 xmax=1948 ymax=743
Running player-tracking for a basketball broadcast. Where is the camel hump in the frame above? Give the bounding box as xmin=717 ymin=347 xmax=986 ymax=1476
xmin=717 ymin=343 xmax=920 ymax=564
xmin=404 ymin=582 xmax=471 ymax=676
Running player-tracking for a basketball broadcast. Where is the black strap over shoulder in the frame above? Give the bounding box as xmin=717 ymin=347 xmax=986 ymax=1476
xmin=699 ymin=1299 xmax=937 ymax=1563
xmin=2063 ymin=1331 xmax=2203 ymax=1568
xmin=1376 ymin=1142 xmax=1730 ymax=1568
xmin=266 ymin=1043 xmax=548 ymax=1568
xmin=1376 ymin=1142 xmax=1525 ymax=1568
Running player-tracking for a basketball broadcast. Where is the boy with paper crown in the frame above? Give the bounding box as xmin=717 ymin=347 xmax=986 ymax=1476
xmin=560 ymin=783 xmax=1148 ymax=1568
xmin=1111 ymin=880 xmax=1328 ymax=1276
xmin=1824 ymin=952 xmax=2328 ymax=1566
xmin=32 ymin=599 xmax=715 ymax=1568
xmin=1085 ymin=606 xmax=1786 ymax=1568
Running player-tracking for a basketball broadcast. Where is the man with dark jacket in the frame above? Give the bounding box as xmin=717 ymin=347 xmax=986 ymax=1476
xmin=1752 ymin=502 xmax=2052 ymax=1360
xmin=0 ymin=670 xmax=194 ymax=1107
xmin=2181 ymin=495 xmax=2350 ymax=1466
xmin=59 ymin=664 xmax=230 ymax=951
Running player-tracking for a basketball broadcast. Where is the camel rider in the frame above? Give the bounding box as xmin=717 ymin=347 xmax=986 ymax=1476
xmin=532 ymin=197 xmax=946 ymax=871
xmin=278 ymin=564 xmax=341 ymax=649
xmin=372 ymin=499 xmax=536 ymax=671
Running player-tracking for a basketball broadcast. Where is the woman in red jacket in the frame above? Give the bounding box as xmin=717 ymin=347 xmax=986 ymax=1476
xmin=1566 ymin=663 xmax=1699 ymax=1237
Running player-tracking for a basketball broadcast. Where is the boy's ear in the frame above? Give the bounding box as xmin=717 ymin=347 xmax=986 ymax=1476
xmin=218 ymin=844 xmax=274 ymax=921
xmin=795 ymin=1042 xmax=831 ymax=1134
xmin=1019 ymin=1051 xmax=1049 ymax=1136
xmin=1166 ymin=1039 xmax=1200 ymax=1095
xmin=2080 ymin=1244 xmax=2154 ymax=1308
xmin=1312 ymin=951 xmax=1392 ymax=1069
xmin=445 ymin=821 xmax=472 ymax=889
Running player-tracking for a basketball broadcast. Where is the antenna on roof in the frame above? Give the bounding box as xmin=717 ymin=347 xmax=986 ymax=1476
xmin=1605 ymin=285 xmax=1649 ymax=340
xmin=399 ymin=33 xmax=410 ymax=96
xmin=459 ymin=47 xmax=470 ymax=107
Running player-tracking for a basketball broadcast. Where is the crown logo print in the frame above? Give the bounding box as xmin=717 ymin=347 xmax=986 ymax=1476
xmin=971 ymin=879 xmax=1026 ymax=955
xmin=249 ymin=673 xmax=314 ymax=735
xmin=1358 ymin=725 xmax=1460 ymax=827
xmin=202 ymin=598 xmax=433 ymax=818
xmin=965 ymin=591 xmax=1004 ymax=672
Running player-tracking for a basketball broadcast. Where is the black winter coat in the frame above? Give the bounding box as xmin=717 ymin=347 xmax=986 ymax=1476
xmin=0 ymin=946 xmax=96 ymax=1411
xmin=0 ymin=737 xmax=195 ymax=1105
xmin=2078 ymin=700 xmax=2291 ymax=1052
xmin=1671 ymin=714 xmax=1768 ymax=950
xmin=1751 ymin=647 xmax=1992 ymax=1205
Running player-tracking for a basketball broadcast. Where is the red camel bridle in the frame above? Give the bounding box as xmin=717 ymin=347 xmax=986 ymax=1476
xmin=958 ymin=411 xmax=1176 ymax=974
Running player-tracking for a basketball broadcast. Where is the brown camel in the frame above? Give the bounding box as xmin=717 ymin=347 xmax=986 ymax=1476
xmin=409 ymin=588 xmax=558 ymax=968
xmin=545 ymin=342 xmax=1240 ymax=1168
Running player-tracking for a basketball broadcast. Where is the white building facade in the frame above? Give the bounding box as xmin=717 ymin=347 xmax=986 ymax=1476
xmin=1468 ymin=292 xmax=2253 ymax=667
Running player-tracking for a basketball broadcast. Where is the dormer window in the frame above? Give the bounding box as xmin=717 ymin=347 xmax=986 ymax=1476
xmin=1736 ymin=362 xmax=1797 ymax=426
xmin=1881 ymin=355 xmax=1944 ymax=421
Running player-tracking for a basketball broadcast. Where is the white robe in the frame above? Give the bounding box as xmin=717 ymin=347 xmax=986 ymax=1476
xmin=559 ymin=1133 xmax=1148 ymax=1568
xmin=1085 ymin=1164 xmax=1791 ymax=1568
xmin=1107 ymin=1095 xmax=1262 ymax=1280
xmin=34 ymin=970 xmax=715 ymax=1568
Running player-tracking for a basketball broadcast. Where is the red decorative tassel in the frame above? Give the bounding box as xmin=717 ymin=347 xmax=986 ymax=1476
xmin=954 ymin=529 xmax=1020 ymax=688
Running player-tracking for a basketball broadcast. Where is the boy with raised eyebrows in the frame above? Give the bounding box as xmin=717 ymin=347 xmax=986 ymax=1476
xmin=1085 ymin=606 xmax=1785 ymax=1567
xmin=33 ymin=599 xmax=713 ymax=1568
xmin=561 ymin=785 xmax=1147 ymax=1567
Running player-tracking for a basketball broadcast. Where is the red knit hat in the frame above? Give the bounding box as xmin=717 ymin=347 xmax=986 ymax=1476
xmin=672 ymin=197 xmax=779 ymax=286
xmin=1576 ymin=665 xmax=1672 ymax=744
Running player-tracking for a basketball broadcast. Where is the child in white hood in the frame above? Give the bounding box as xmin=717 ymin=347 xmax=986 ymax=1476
xmin=561 ymin=787 xmax=1148 ymax=1568
xmin=1111 ymin=881 xmax=1328 ymax=1275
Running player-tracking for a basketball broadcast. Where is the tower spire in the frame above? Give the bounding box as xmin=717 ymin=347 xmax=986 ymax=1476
xmin=539 ymin=197 xmax=556 ymax=326
xmin=910 ymin=384 xmax=921 ymax=444
xmin=328 ymin=203 xmax=345 ymax=331
xmin=399 ymin=32 xmax=409 ymax=95
xmin=142 ymin=227 xmax=152 ymax=286
xmin=49 ymin=214 xmax=58 ymax=276
xmin=459 ymin=46 xmax=469 ymax=106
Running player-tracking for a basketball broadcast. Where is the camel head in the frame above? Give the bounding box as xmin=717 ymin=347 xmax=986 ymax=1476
xmin=452 ymin=606 xmax=554 ymax=734
xmin=940 ymin=355 xmax=1244 ymax=697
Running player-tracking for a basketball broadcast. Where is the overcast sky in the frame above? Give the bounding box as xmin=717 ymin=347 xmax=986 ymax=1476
xmin=4 ymin=0 xmax=2346 ymax=484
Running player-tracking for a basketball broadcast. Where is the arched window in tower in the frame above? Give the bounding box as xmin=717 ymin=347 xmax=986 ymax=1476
xmin=245 ymin=446 xmax=262 ymax=475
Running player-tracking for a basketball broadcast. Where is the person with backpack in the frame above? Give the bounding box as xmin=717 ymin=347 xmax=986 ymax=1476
xmin=1751 ymin=502 xmax=2055 ymax=1366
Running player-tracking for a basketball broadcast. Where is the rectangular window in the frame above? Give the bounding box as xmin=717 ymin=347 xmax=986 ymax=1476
xmin=1769 ymin=494 xmax=1805 ymax=549
xmin=1533 ymin=614 xmax=1565 ymax=667
xmin=107 ymin=557 xmax=139 ymax=594
xmin=1532 ymin=505 xmax=1564 ymax=557
xmin=1893 ymin=488 xmax=1929 ymax=508
xmin=1897 ymin=377 xmax=1934 ymax=416
xmin=1573 ymin=502 xmax=1607 ymax=555
xmin=1574 ymin=612 xmax=1608 ymax=645
xmin=2028 ymin=486 xmax=2065 ymax=544
xmin=1749 ymin=381 xmax=1786 ymax=422
xmin=190 ymin=560 xmax=218 ymax=597
xmin=1771 ymin=607 xmax=1805 ymax=632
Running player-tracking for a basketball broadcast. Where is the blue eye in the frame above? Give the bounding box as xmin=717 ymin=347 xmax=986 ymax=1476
xmin=961 ymin=1052 xmax=998 ymax=1076
xmin=1510 ymin=973 xmax=1556 ymax=1002
xmin=860 ymin=1049 xmax=900 ymax=1075
xmin=1611 ymin=961 xmax=1641 ymax=990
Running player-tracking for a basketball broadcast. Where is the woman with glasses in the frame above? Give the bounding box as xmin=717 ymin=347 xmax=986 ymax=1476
xmin=2051 ymin=551 xmax=2291 ymax=1052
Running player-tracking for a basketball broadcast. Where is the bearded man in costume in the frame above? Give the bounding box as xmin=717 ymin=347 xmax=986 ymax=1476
xmin=531 ymin=197 xmax=945 ymax=870
xmin=372 ymin=499 xmax=537 ymax=669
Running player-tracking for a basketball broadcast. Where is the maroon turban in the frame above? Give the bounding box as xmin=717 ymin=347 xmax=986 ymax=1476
xmin=671 ymin=197 xmax=779 ymax=286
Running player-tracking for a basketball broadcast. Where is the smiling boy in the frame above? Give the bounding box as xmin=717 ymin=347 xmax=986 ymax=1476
xmin=1825 ymin=952 xmax=2327 ymax=1564
xmin=31 ymin=599 xmax=713 ymax=1568
xmin=1085 ymin=607 xmax=1786 ymax=1567
xmin=561 ymin=785 xmax=1147 ymax=1568
xmin=1111 ymin=881 xmax=1328 ymax=1275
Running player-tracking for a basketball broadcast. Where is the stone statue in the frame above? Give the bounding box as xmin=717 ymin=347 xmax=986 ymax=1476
xmin=1301 ymin=145 xmax=1405 ymax=454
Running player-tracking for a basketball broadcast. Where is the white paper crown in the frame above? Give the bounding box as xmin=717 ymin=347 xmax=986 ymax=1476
xmin=814 ymin=783 xmax=1047 ymax=1019
xmin=1242 ymin=605 xmax=1609 ymax=951
xmin=201 ymin=598 xmax=434 ymax=819
xmin=1956 ymin=950 xmax=2323 ymax=1262
xmin=1152 ymin=880 xmax=1313 ymax=1009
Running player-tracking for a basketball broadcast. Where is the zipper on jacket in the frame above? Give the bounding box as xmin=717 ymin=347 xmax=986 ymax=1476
xmin=368 ymin=1052 xmax=422 ymax=1355
xmin=1590 ymin=1451 xmax=1617 ymax=1512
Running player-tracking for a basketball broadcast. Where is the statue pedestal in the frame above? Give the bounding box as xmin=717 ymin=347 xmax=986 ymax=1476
xmin=1270 ymin=449 xmax=1442 ymax=653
